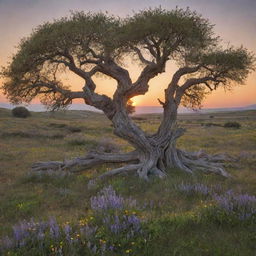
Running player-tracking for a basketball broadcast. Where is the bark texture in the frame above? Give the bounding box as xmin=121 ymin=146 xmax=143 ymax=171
xmin=30 ymin=60 xmax=233 ymax=180
xmin=32 ymin=105 xmax=232 ymax=180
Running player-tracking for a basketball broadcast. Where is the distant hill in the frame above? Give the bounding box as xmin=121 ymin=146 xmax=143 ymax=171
xmin=0 ymin=102 xmax=255 ymax=114
xmin=244 ymin=104 xmax=256 ymax=110
xmin=135 ymin=105 xmax=256 ymax=114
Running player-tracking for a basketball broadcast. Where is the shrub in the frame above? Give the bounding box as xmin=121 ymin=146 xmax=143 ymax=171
xmin=131 ymin=116 xmax=147 ymax=121
xmin=224 ymin=121 xmax=241 ymax=129
xmin=12 ymin=106 xmax=31 ymax=118
xmin=48 ymin=123 xmax=68 ymax=128
xmin=203 ymin=122 xmax=222 ymax=127
xmin=67 ymin=126 xmax=82 ymax=133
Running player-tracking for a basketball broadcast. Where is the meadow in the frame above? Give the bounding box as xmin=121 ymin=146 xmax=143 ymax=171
xmin=0 ymin=108 xmax=255 ymax=255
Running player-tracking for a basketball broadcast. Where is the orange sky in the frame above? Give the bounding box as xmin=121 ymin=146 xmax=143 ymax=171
xmin=0 ymin=0 xmax=255 ymax=108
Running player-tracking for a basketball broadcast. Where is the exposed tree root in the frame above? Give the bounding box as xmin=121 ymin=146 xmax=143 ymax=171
xmin=167 ymin=149 xmax=233 ymax=177
xmin=31 ymin=146 xmax=234 ymax=180
xmin=97 ymin=163 xmax=143 ymax=179
xmin=31 ymin=151 xmax=139 ymax=173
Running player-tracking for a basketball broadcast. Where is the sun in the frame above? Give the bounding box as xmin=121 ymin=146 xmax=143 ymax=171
xmin=131 ymin=100 xmax=137 ymax=106
xmin=130 ymin=96 xmax=142 ymax=106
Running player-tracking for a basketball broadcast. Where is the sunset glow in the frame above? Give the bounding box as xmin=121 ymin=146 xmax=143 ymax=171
xmin=0 ymin=0 xmax=255 ymax=109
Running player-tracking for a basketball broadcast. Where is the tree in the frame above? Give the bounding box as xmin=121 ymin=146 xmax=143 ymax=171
xmin=1 ymin=8 xmax=255 ymax=180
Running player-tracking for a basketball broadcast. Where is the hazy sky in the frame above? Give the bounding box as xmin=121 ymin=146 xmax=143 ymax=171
xmin=0 ymin=0 xmax=255 ymax=107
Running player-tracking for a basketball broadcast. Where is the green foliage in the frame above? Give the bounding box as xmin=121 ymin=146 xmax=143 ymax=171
xmin=122 ymin=7 xmax=215 ymax=53
xmin=181 ymin=84 xmax=209 ymax=109
xmin=11 ymin=106 xmax=31 ymax=118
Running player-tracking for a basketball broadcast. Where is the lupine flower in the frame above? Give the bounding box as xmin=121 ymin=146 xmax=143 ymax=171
xmin=213 ymin=190 xmax=256 ymax=220
xmin=90 ymin=186 xmax=136 ymax=211
xmin=91 ymin=186 xmax=124 ymax=211
xmin=63 ymin=224 xmax=72 ymax=243
xmin=49 ymin=217 xmax=60 ymax=238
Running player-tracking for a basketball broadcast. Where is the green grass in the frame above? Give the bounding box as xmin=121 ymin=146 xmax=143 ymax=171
xmin=0 ymin=108 xmax=256 ymax=255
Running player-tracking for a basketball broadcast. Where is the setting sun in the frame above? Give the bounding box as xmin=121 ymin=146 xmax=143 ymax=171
xmin=131 ymin=100 xmax=136 ymax=107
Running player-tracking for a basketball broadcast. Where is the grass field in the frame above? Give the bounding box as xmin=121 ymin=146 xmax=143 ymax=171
xmin=0 ymin=108 xmax=255 ymax=255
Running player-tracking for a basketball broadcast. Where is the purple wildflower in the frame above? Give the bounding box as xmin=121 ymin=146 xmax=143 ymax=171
xmin=213 ymin=190 xmax=256 ymax=220
xmin=90 ymin=186 xmax=136 ymax=211
xmin=63 ymin=224 xmax=72 ymax=243
xmin=91 ymin=186 xmax=125 ymax=211
xmin=49 ymin=217 xmax=60 ymax=238
xmin=12 ymin=222 xmax=30 ymax=245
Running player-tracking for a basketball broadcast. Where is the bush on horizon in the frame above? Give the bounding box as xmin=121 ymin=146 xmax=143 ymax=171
xmin=12 ymin=106 xmax=31 ymax=118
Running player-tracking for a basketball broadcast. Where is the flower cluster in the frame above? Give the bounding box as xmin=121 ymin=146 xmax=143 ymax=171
xmin=2 ymin=218 xmax=53 ymax=250
xmin=176 ymin=183 xmax=256 ymax=224
xmin=102 ymin=212 xmax=141 ymax=236
xmin=1 ymin=186 xmax=145 ymax=255
xmin=90 ymin=185 xmax=136 ymax=211
xmin=87 ymin=186 xmax=143 ymax=254
xmin=213 ymin=190 xmax=256 ymax=220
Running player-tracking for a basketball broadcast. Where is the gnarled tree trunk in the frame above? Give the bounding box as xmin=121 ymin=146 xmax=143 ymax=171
xmin=32 ymin=100 xmax=230 ymax=180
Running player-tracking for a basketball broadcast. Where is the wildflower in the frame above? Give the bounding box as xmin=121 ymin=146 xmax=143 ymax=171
xmin=90 ymin=186 xmax=136 ymax=211
xmin=213 ymin=190 xmax=256 ymax=220
xmin=49 ymin=217 xmax=60 ymax=238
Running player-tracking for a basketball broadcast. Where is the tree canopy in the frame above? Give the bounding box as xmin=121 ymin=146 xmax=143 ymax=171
xmin=1 ymin=8 xmax=255 ymax=113
xmin=3 ymin=7 xmax=255 ymax=179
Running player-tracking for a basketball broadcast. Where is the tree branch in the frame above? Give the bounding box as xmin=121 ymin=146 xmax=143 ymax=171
xmin=131 ymin=46 xmax=153 ymax=65
xmin=180 ymin=76 xmax=220 ymax=91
